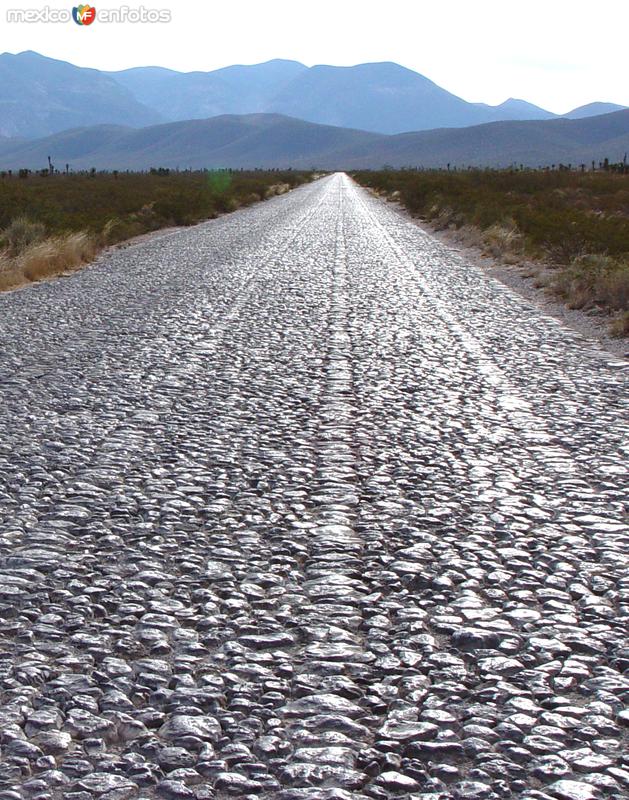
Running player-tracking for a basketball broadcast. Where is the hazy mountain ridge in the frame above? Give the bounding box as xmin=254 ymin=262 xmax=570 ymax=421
xmin=262 ymin=61 xmax=496 ymax=133
xmin=0 ymin=110 xmax=627 ymax=171
xmin=1 ymin=50 xmax=625 ymax=138
xmin=332 ymin=111 xmax=629 ymax=170
xmin=479 ymin=98 xmax=557 ymax=121
xmin=108 ymin=58 xmax=627 ymax=134
xmin=108 ymin=59 xmax=308 ymax=121
xmin=563 ymin=102 xmax=628 ymax=119
xmin=0 ymin=51 xmax=161 ymax=138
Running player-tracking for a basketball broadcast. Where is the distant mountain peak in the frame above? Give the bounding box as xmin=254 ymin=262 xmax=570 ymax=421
xmin=0 ymin=50 xmax=625 ymax=139
xmin=0 ymin=50 xmax=162 ymax=138
xmin=14 ymin=49 xmax=70 ymax=63
xmin=564 ymin=101 xmax=628 ymax=119
xmin=498 ymin=97 xmax=545 ymax=108
xmin=254 ymin=58 xmax=306 ymax=66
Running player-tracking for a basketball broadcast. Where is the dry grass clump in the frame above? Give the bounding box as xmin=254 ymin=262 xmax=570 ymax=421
xmin=482 ymin=222 xmax=523 ymax=261
xmin=427 ymin=205 xmax=524 ymax=263
xmin=241 ymin=192 xmax=262 ymax=206
xmin=0 ymin=215 xmax=46 ymax=254
xmin=18 ymin=232 xmax=97 ymax=282
xmin=0 ymin=219 xmax=97 ymax=289
xmin=431 ymin=206 xmax=456 ymax=230
xmin=265 ymin=183 xmax=291 ymax=198
xmin=0 ymin=251 xmax=23 ymax=292
xmin=610 ymin=311 xmax=629 ymax=337
xmin=553 ymin=254 xmax=629 ymax=312
xmin=447 ymin=224 xmax=484 ymax=250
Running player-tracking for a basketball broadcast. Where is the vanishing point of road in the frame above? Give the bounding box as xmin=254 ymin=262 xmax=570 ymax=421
xmin=0 ymin=173 xmax=627 ymax=800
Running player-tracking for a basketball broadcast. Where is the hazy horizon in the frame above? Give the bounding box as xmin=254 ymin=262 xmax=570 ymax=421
xmin=0 ymin=0 xmax=626 ymax=115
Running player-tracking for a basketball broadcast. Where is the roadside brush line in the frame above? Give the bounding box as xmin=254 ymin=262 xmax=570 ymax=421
xmin=0 ymin=231 xmax=98 ymax=292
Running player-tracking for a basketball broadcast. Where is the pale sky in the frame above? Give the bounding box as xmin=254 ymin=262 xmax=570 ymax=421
xmin=0 ymin=0 xmax=626 ymax=114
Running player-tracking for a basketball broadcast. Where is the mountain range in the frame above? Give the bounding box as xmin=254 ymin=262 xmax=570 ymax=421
xmin=1 ymin=50 xmax=626 ymax=139
xmin=0 ymin=51 xmax=160 ymax=138
xmin=1 ymin=110 xmax=627 ymax=171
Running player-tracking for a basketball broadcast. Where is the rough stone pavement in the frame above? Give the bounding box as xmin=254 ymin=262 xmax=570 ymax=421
xmin=0 ymin=173 xmax=627 ymax=800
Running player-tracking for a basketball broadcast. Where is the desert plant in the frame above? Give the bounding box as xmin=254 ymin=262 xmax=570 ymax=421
xmin=17 ymin=231 xmax=97 ymax=282
xmin=1 ymin=215 xmax=46 ymax=255
xmin=553 ymin=254 xmax=629 ymax=311
xmin=265 ymin=183 xmax=291 ymax=198
xmin=353 ymin=168 xmax=629 ymax=330
xmin=0 ymin=170 xmax=314 ymax=294
xmin=483 ymin=222 xmax=523 ymax=259
xmin=610 ymin=311 xmax=629 ymax=337
xmin=0 ymin=250 xmax=23 ymax=292
xmin=431 ymin=206 xmax=457 ymax=230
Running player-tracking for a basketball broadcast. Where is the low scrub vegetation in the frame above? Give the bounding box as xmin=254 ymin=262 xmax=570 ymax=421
xmin=0 ymin=169 xmax=313 ymax=292
xmin=354 ymin=169 xmax=629 ymax=334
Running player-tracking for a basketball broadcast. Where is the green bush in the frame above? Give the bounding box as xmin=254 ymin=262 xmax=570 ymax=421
xmin=0 ymin=169 xmax=314 ymax=242
xmin=0 ymin=168 xmax=315 ymax=293
xmin=354 ymin=169 xmax=629 ymax=257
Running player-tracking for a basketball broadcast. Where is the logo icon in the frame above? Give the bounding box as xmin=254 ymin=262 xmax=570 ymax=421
xmin=72 ymin=5 xmax=96 ymax=25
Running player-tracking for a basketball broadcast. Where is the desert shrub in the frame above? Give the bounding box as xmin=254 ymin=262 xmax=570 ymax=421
xmin=483 ymin=222 xmax=523 ymax=259
xmin=354 ymin=169 xmax=629 ymax=257
xmin=1 ymin=215 xmax=46 ymax=254
xmin=611 ymin=311 xmax=629 ymax=337
xmin=554 ymin=255 xmax=629 ymax=311
xmin=0 ymin=170 xmax=314 ymax=238
xmin=18 ymin=232 xmax=97 ymax=281
xmin=0 ymin=251 xmax=22 ymax=291
xmin=0 ymin=169 xmax=314 ymax=293
xmin=353 ymin=168 xmax=629 ymax=326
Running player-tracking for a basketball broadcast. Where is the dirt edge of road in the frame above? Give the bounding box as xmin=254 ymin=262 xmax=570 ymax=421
xmin=378 ymin=195 xmax=628 ymax=360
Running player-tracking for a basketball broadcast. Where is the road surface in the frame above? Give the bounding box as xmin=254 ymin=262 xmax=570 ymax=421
xmin=0 ymin=173 xmax=627 ymax=800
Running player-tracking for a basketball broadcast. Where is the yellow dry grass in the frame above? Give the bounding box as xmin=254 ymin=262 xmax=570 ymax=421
xmin=483 ymin=222 xmax=523 ymax=260
xmin=0 ymin=251 xmax=24 ymax=292
xmin=553 ymin=254 xmax=629 ymax=312
xmin=265 ymin=183 xmax=291 ymax=198
xmin=0 ymin=231 xmax=97 ymax=291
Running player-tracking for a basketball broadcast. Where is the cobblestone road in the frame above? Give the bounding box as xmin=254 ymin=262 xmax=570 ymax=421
xmin=0 ymin=173 xmax=627 ymax=800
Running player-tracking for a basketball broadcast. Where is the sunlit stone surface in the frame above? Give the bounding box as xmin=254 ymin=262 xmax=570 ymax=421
xmin=0 ymin=173 xmax=626 ymax=799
